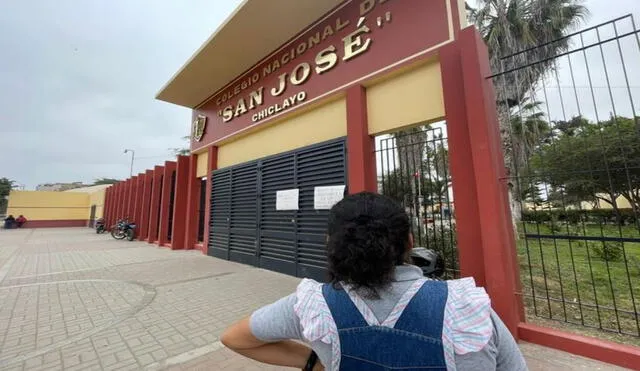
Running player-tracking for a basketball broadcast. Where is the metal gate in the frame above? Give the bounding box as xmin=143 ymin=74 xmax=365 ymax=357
xmin=489 ymin=15 xmax=640 ymax=340
xmin=208 ymin=138 xmax=347 ymax=281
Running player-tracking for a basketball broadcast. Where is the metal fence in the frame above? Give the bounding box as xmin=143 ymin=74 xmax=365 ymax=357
xmin=489 ymin=15 xmax=640 ymax=339
xmin=375 ymin=124 xmax=459 ymax=278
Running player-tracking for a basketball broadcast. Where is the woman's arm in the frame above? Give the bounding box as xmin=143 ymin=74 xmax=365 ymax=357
xmin=221 ymin=317 xmax=323 ymax=370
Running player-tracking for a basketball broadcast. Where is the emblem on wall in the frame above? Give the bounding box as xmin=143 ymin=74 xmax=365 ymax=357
xmin=192 ymin=115 xmax=207 ymax=142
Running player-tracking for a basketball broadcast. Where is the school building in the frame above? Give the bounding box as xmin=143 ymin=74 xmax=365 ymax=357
xmin=99 ymin=1 xmax=640 ymax=368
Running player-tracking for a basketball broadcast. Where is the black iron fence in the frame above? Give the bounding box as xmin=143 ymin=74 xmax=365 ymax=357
xmin=489 ymin=15 xmax=640 ymax=340
xmin=375 ymin=125 xmax=459 ymax=278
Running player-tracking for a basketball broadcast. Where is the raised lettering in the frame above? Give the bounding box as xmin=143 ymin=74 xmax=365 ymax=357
xmin=263 ymin=65 xmax=272 ymax=77
xmin=281 ymin=52 xmax=290 ymax=65
xmin=322 ymin=25 xmax=334 ymax=40
xmin=234 ymin=98 xmax=248 ymax=117
xmin=360 ymin=0 xmax=375 ymax=16
xmin=296 ymin=42 xmax=307 ymax=56
xmin=271 ymin=73 xmax=288 ymax=96
xmin=222 ymin=106 xmax=234 ymax=122
xmin=268 ymin=106 xmax=275 ymax=115
xmin=248 ymin=87 xmax=264 ymax=109
xmin=282 ymin=99 xmax=291 ymax=109
xmin=336 ymin=17 xmax=350 ymax=31
xmin=308 ymin=32 xmax=321 ymax=49
xmin=290 ymin=63 xmax=311 ymax=86
xmin=234 ymin=85 xmax=241 ymax=95
xmin=343 ymin=17 xmax=372 ymax=61
xmin=315 ymin=46 xmax=338 ymax=74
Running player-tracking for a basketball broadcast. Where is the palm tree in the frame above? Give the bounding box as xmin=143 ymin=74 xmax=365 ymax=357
xmin=468 ymin=0 xmax=587 ymax=227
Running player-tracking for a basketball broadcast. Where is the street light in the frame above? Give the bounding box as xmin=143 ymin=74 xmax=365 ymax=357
xmin=124 ymin=149 xmax=135 ymax=177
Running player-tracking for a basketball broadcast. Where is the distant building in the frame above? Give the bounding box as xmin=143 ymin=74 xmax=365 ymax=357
xmin=36 ymin=182 xmax=86 ymax=192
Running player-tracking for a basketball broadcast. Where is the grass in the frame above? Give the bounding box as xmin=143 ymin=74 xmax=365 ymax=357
xmin=517 ymin=222 xmax=640 ymax=345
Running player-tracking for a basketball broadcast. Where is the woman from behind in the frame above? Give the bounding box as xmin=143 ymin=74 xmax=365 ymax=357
xmin=222 ymin=192 xmax=527 ymax=370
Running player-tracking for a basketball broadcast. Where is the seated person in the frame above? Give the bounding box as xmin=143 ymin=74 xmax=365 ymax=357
xmin=16 ymin=215 xmax=27 ymax=228
xmin=4 ymin=215 xmax=15 ymax=229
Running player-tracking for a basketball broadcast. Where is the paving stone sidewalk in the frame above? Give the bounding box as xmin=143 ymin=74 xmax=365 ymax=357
xmin=0 ymin=228 xmax=631 ymax=370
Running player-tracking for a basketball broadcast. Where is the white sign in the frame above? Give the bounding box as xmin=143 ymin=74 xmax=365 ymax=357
xmin=314 ymin=185 xmax=346 ymax=210
xmin=276 ymin=189 xmax=299 ymax=211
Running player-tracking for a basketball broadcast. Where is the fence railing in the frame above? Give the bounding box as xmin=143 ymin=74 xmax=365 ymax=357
xmin=375 ymin=124 xmax=459 ymax=278
xmin=489 ymin=15 xmax=640 ymax=341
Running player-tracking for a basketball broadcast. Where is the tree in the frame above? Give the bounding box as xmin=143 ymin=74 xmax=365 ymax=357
xmin=169 ymin=136 xmax=191 ymax=157
xmin=466 ymin=0 xmax=588 ymax=227
xmin=93 ymin=178 xmax=120 ymax=185
xmin=0 ymin=178 xmax=17 ymax=214
xmin=531 ymin=116 xmax=640 ymax=215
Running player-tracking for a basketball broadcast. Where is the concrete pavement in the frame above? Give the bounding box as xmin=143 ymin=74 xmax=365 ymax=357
xmin=0 ymin=228 xmax=631 ymax=370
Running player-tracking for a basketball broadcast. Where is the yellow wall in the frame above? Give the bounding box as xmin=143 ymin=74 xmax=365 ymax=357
xmin=196 ymin=152 xmax=208 ymax=178
xmin=88 ymin=188 xmax=106 ymax=219
xmin=7 ymin=191 xmax=91 ymax=221
xmin=366 ymin=61 xmax=445 ymax=135
xmin=218 ymin=97 xmax=347 ymax=168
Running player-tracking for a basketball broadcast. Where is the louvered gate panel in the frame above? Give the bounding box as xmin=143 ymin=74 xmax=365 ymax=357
xmin=209 ymin=168 xmax=231 ymax=259
xmin=296 ymin=140 xmax=347 ymax=281
xmin=229 ymin=163 xmax=258 ymax=266
xmin=259 ymin=154 xmax=296 ymax=276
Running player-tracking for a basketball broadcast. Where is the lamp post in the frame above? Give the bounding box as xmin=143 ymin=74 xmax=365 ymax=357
xmin=124 ymin=149 xmax=135 ymax=177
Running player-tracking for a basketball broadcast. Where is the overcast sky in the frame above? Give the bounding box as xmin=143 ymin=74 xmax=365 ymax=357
xmin=1 ymin=1 xmax=639 ymax=190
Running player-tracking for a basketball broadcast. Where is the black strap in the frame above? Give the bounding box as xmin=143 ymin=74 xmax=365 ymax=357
xmin=303 ymin=350 xmax=318 ymax=371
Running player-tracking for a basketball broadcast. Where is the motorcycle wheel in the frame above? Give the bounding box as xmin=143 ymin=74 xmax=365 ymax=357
xmin=111 ymin=228 xmax=126 ymax=240
xmin=126 ymin=229 xmax=135 ymax=241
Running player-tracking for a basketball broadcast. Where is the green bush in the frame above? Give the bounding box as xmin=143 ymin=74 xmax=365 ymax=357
xmin=591 ymin=241 xmax=624 ymax=262
xmin=522 ymin=209 xmax=637 ymax=226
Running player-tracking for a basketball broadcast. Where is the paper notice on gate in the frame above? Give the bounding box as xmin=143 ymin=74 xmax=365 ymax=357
xmin=314 ymin=185 xmax=346 ymax=210
xmin=276 ymin=189 xmax=299 ymax=210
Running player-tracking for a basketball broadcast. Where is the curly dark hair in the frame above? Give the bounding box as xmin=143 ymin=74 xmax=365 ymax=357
xmin=327 ymin=192 xmax=411 ymax=298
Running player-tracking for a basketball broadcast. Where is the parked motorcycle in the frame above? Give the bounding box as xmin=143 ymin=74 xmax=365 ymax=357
xmin=410 ymin=247 xmax=445 ymax=279
xmin=95 ymin=218 xmax=106 ymax=234
xmin=110 ymin=218 xmax=137 ymax=241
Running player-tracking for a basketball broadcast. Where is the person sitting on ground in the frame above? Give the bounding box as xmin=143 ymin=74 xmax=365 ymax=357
xmin=4 ymin=215 xmax=16 ymax=229
xmin=221 ymin=192 xmax=527 ymax=371
xmin=15 ymin=215 xmax=27 ymax=228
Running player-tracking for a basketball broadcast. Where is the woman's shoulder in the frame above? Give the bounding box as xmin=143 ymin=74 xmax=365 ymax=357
xmin=442 ymin=277 xmax=493 ymax=355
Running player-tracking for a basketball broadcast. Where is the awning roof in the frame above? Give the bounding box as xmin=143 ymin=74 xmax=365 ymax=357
xmin=156 ymin=0 xmax=344 ymax=109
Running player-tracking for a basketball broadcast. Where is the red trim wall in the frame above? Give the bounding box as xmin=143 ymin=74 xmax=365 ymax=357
xmin=170 ymin=155 xmax=190 ymax=250
xmin=20 ymin=220 xmax=88 ymax=228
xmin=202 ymin=146 xmax=219 ymax=254
xmin=184 ymin=154 xmax=201 ymax=250
xmin=148 ymin=165 xmax=164 ymax=244
xmin=440 ymin=27 xmax=523 ymax=336
xmin=346 ymin=85 xmax=376 ymax=194
xmin=519 ymin=323 xmax=640 ymax=370
xmin=158 ymin=161 xmax=176 ymax=247
xmin=139 ymin=170 xmax=154 ymax=240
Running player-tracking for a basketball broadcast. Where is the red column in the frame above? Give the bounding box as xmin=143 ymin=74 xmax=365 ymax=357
xmin=116 ymin=182 xmax=124 ymax=221
xmin=346 ymin=85 xmax=377 ymax=194
xmin=127 ymin=177 xmax=138 ymax=219
xmin=105 ymin=186 xmax=114 ymax=226
xmin=133 ymin=174 xmax=145 ymax=224
xmin=139 ymin=169 xmax=154 ymax=240
xmin=202 ymin=146 xmax=218 ymax=254
xmin=122 ymin=179 xmax=130 ymax=219
xmin=170 ymin=155 xmax=190 ymax=250
xmin=158 ymin=161 xmax=176 ymax=247
xmin=184 ymin=154 xmax=201 ymax=250
xmin=148 ymin=165 xmax=164 ymax=244
xmin=440 ymin=27 xmax=522 ymax=337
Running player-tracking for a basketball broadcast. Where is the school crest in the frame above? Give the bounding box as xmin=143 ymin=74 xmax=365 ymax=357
xmin=192 ymin=115 xmax=207 ymax=142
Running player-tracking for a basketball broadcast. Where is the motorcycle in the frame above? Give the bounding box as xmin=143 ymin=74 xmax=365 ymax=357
xmin=410 ymin=247 xmax=445 ymax=279
xmin=110 ymin=218 xmax=137 ymax=241
xmin=95 ymin=218 xmax=106 ymax=234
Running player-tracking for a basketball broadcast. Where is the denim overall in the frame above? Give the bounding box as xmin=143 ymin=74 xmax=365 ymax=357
xmin=322 ymin=281 xmax=448 ymax=371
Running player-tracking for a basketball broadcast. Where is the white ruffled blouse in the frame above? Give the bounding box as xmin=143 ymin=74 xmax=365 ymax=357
xmin=293 ymin=274 xmax=493 ymax=371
